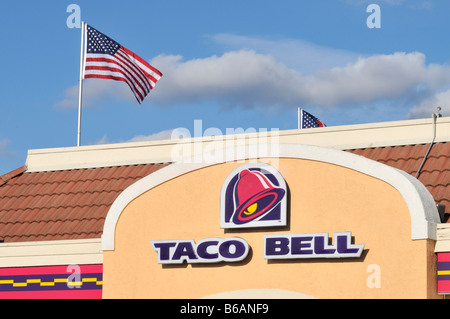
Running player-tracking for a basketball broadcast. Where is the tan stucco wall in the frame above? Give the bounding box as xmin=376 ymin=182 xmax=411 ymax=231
xmin=103 ymin=158 xmax=437 ymax=298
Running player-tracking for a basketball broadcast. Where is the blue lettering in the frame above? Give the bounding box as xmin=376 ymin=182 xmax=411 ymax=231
xmin=172 ymin=242 xmax=198 ymax=261
xmin=265 ymin=237 xmax=289 ymax=256
xmin=291 ymin=236 xmax=313 ymax=255
xmin=152 ymin=233 xmax=364 ymax=264
xmin=265 ymin=232 xmax=364 ymax=259
xmin=197 ymin=240 xmax=219 ymax=259
xmin=336 ymin=234 xmax=360 ymax=254
xmin=151 ymin=237 xmax=249 ymax=264
xmin=219 ymin=240 xmax=247 ymax=259
xmin=152 ymin=242 xmax=176 ymax=261
xmin=314 ymin=236 xmax=336 ymax=255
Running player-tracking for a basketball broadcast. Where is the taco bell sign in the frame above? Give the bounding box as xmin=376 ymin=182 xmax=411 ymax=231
xmin=150 ymin=163 xmax=365 ymax=264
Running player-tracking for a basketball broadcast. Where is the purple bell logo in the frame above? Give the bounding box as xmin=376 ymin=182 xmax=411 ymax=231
xmin=220 ymin=163 xmax=287 ymax=229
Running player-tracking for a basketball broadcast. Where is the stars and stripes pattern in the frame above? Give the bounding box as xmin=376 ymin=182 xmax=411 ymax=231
xmin=83 ymin=24 xmax=162 ymax=104
xmin=299 ymin=108 xmax=326 ymax=129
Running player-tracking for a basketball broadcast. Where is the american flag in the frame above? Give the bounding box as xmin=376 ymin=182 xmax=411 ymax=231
xmin=83 ymin=24 xmax=162 ymax=104
xmin=299 ymin=108 xmax=326 ymax=129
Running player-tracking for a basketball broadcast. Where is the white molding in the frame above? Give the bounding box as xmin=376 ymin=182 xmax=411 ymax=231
xmin=0 ymin=238 xmax=102 ymax=268
xmin=25 ymin=117 xmax=450 ymax=172
xmin=435 ymin=224 xmax=450 ymax=253
xmin=101 ymin=143 xmax=440 ymax=251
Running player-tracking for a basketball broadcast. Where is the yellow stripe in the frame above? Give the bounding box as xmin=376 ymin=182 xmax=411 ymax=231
xmin=82 ymin=277 xmax=97 ymax=283
xmin=40 ymin=282 xmax=55 ymax=286
xmin=54 ymin=278 xmax=68 ymax=283
xmin=67 ymin=281 xmax=83 ymax=286
xmin=438 ymin=270 xmax=450 ymax=275
xmin=0 ymin=277 xmax=103 ymax=287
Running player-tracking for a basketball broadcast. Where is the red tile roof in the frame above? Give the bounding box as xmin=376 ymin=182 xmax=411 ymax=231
xmin=0 ymin=164 xmax=168 ymax=242
xmin=0 ymin=141 xmax=448 ymax=243
xmin=347 ymin=142 xmax=450 ymax=219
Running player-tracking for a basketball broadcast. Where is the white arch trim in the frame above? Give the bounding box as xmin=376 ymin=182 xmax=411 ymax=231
xmin=101 ymin=143 xmax=439 ymax=251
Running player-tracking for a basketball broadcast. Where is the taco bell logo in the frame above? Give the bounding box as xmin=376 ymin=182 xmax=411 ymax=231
xmin=220 ymin=163 xmax=287 ymax=229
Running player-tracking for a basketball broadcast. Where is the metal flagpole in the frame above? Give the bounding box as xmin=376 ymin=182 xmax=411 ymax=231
xmin=298 ymin=107 xmax=303 ymax=129
xmin=77 ymin=21 xmax=86 ymax=147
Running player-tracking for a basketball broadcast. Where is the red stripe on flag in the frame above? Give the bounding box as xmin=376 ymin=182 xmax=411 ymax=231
xmin=100 ymin=57 xmax=149 ymax=97
xmin=122 ymin=46 xmax=163 ymax=77
xmin=84 ymin=72 xmax=144 ymax=103
xmin=116 ymin=49 xmax=159 ymax=89
xmin=115 ymin=50 xmax=152 ymax=91
xmin=85 ymin=56 xmax=148 ymax=101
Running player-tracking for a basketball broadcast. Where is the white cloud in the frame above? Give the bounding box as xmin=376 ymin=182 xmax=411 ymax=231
xmin=0 ymin=138 xmax=15 ymax=157
xmin=149 ymin=50 xmax=450 ymax=109
xmin=54 ymin=79 xmax=130 ymax=110
xmin=302 ymin=52 xmax=450 ymax=105
xmin=407 ymin=90 xmax=450 ymax=119
xmin=149 ymin=50 xmax=305 ymax=108
xmin=55 ymin=34 xmax=450 ymax=120
xmin=93 ymin=129 xmax=184 ymax=145
xmin=209 ymin=33 xmax=361 ymax=74
xmin=125 ymin=129 xmax=182 ymax=143
xmin=94 ymin=134 xmax=109 ymax=145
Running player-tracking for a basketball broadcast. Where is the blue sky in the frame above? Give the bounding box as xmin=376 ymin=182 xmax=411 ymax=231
xmin=1 ymin=0 xmax=450 ymax=175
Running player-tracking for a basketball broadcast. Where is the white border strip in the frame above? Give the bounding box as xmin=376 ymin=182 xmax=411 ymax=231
xmin=0 ymin=238 xmax=102 ymax=268
xmin=25 ymin=117 xmax=450 ymax=173
xmin=101 ymin=143 xmax=440 ymax=251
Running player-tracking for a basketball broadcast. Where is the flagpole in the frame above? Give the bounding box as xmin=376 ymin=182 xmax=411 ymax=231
xmin=77 ymin=21 xmax=86 ymax=147
xmin=298 ymin=107 xmax=303 ymax=129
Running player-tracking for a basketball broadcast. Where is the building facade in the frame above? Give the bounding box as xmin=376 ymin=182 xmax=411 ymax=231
xmin=0 ymin=117 xmax=449 ymax=298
